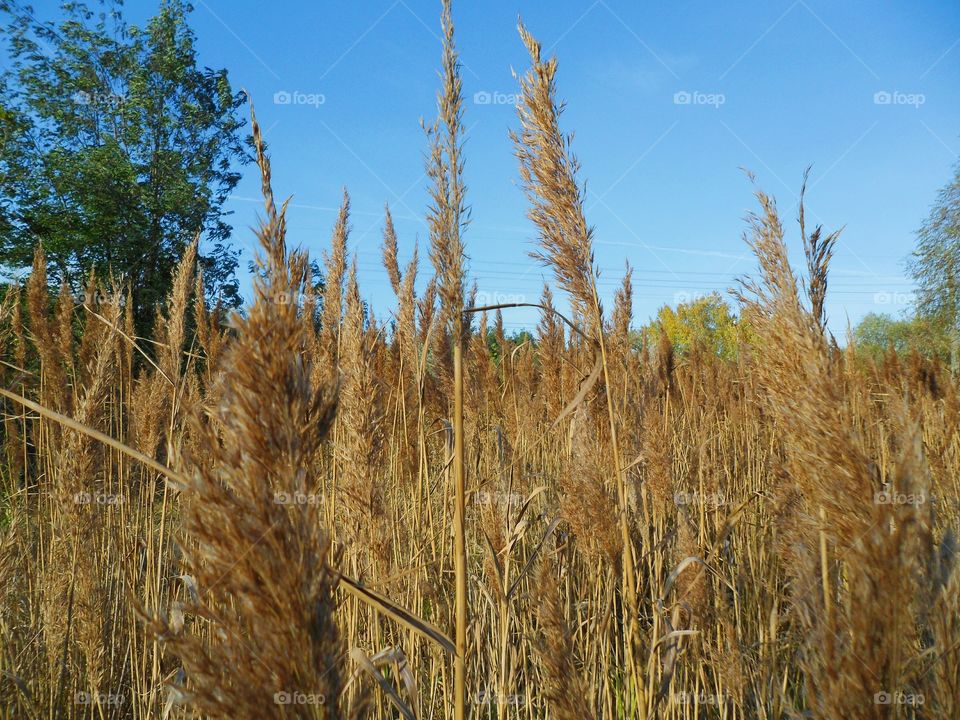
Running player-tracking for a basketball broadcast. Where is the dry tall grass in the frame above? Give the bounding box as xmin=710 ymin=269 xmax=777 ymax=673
xmin=1 ymin=5 xmax=958 ymax=720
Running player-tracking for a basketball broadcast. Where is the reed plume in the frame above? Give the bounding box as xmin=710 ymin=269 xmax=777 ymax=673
xmin=320 ymin=190 xmax=350 ymax=366
xmin=338 ymin=259 xmax=390 ymax=574
xmin=145 ymin=105 xmax=345 ymax=719
xmin=511 ymin=22 xmax=642 ymax=707
xmin=382 ymin=205 xmax=402 ymax=298
xmin=425 ymin=0 xmax=468 ymax=346
xmin=798 ymin=169 xmax=840 ymax=337
xmin=511 ymin=24 xmax=597 ymax=330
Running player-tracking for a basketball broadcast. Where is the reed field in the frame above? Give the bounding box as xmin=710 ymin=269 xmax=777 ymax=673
xmin=1 ymin=3 xmax=958 ymax=719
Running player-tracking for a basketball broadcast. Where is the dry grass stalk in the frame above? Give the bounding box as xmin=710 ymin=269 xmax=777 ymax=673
xmin=798 ymin=169 xmax=841 ymax=337
xmin=382 ymin=205 xmax=402 ymax=298
xmin=319 ymin=190 xmax=350 ymax=368
xmin=143 ymin=105 xmax=345 ymax=719
xmin=510 ymin=25 xmax=596 ymax=329
xmin=425 ymin=0 xmax=468 ymax=347
xmin=511 ymin=21 xmax=642 ymax=708
xmin=338 ymin=260 xmax=390 ymax=574
xmin=535 ymin=558 xmax=593 ymax=720
xmin=423 ymin=3 xmax=470 ymax=718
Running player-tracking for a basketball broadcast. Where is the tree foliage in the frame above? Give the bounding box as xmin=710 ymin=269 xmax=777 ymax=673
xmin=646 ymin=292 xmax=749 ymax=360
xmin=0 ymin=0 xmax=248 ymax=333
xmin=852 ymin=312 xmax=949 ymax=361
xmin=907 ymin=159 xmax=960 ymax=367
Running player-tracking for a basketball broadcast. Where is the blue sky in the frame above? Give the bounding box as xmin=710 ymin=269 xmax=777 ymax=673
xmin=135 ymin=1 xmax=959 ymax=332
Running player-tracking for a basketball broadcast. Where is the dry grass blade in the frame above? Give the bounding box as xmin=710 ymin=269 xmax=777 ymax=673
xmin=339 ymin=575 xmax=456 ymax=656
xmin=348 ymin=648 xmax=416 ymax=720
xmin=0 ymin=386 xmax=185 ymax=488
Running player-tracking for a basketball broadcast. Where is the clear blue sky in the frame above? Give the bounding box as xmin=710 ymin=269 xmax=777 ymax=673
xmin=145 ymin=1 xmax=959 ymax=333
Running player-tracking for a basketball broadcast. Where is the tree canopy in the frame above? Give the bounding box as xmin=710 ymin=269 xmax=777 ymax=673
xmin=907 ymin=158 xmax=960 ymax=369
xmin=645 ymin=292 xmax=749 ymax=361
xmin=851 ymin=312 xmax=949 ymax=361
xmin=0 ymin=0 xmax=248 ymax=334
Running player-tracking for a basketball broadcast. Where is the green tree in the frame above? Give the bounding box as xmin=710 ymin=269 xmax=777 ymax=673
xmin=852 ymin=312 xmax=949 ymax=361
xmin=0 ymin=0 xmax=247 ymax=334
xmin=908 ymin=159 xmax=960 ymax=371
xmin=646 ymin=292 xmax=748 ymax=360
